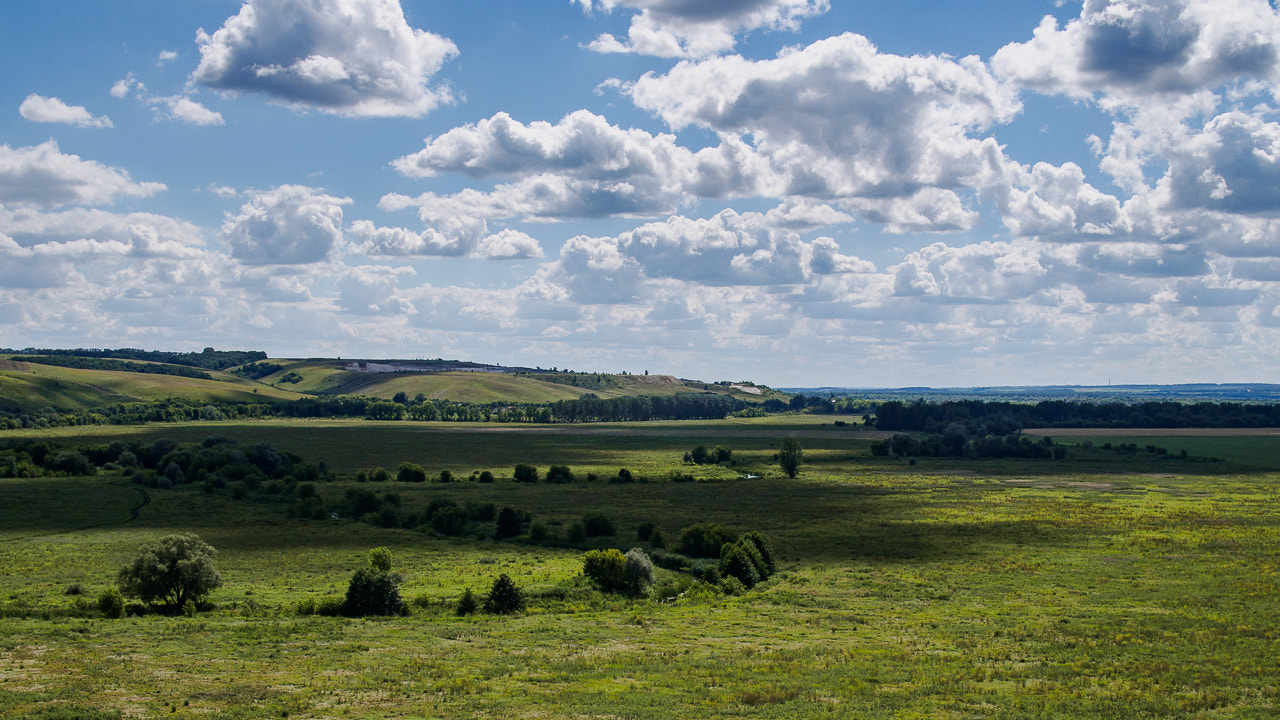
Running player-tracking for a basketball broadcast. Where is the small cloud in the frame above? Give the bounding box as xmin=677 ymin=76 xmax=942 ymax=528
xmin=163 ymin=96 xmax=224 ymax=126
xmin=203 ymin=184 xmax=239 ymax=198
xmin=111 ymin=74 xmax=145 ymax=99
xmin=19 ymin=94 xmax=113 ymax=129
xmin=157 ymin=50 xmax=179 ymax=66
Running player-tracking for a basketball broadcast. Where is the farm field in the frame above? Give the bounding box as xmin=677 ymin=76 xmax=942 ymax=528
xmin=1 ymin=418 xmax=1278 ymax=718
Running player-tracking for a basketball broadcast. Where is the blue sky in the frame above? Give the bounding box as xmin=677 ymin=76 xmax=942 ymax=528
xmin=3 ymin=0 xmax=1280 ymax=387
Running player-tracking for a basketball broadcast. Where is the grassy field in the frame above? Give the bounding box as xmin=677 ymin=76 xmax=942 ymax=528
xmin=1 ymin=418 xmax=1278 ymax=718
xmin=1026 ymin=427 xmax=1280 ymax=471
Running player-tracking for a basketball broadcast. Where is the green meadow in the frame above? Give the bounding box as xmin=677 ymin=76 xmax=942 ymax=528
xmin=2 ymin=417 xmax=1278 ymax=718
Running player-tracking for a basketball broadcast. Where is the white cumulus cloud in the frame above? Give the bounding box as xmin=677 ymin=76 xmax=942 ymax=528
xmin=992 ymin=0 xmax=1280 ymax=101
xmin=222 ymin=185 xmax=350 ymax=265
xmin=192 ymin=0 xmax=458 ymax=118
xmin=577 ymin=0 xmax=828 ymax=58
xmin=0 ymin=141 xmax=164 ymax=209
xmin=628 ymin=33 xmax=1021 ymax=231
xmin=18 ymin=94 xmax=113 ymax=129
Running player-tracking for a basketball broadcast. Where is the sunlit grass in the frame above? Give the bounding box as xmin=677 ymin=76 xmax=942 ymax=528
xmin=1 ymin=419 xmax=1278 ymax=718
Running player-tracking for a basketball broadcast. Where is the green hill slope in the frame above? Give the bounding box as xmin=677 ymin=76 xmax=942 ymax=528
xmin=254 ymin=361 xmax=784 ymax=405
xmin=0 ymin=355 xmax=783 ymax=412
xmin=0 ymin=358 xmax=306 ymax=412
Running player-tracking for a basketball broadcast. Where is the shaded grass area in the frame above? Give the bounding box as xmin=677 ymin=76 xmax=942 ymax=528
xmin=0 ymin=420 xmax=1278 ymax=718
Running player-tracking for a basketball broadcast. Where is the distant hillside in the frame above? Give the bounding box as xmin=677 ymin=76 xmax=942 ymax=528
xmin=251 ymin=359 xmax=783 ymax=405
xmin=786 ymin=384 xmax=1280 ymax=403
xmin=0 ymin=356 xmax=306 ymax=412
xmin=0 ymin=352 xmax=783 ymax=413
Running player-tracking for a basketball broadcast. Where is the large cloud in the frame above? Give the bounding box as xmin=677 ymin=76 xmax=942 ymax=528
xmin=0 ymin=207 xmax=203 ymax=257
xmin=19 ymin=95 xmax=112 ymax=129
xmin=390 ymin=110 xmax=770 ymax=220
xmin=628 ymin=33 xmax=1021 ymax=230
xmin=538 ymin=206 xmax=874 ymax=305
xmin=1161 ymin=111 xmax=1280 ymax=214
xmin=192 ymin=0 xmax=458 ymax=118
xmin=0 ymin=141 xmax=165 ymax=209
xmin=222 ymin=185 xmax=350 ymax=265
xmin=992 ymin=0 xmax=1280 ymax=100
xmin=577 ymin=0 xmax=828 ymax=58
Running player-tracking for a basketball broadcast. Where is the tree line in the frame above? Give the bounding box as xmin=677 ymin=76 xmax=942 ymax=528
xmin=873 ymin=398 xmax=1280 ymax=432
xmin=3 ymin=347 xmax=266 ymax=370
xmin=1 ymin=392 xmax=754 ymax=429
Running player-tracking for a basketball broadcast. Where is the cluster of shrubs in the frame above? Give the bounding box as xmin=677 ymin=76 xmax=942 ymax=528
xmin=0 ymin=437 xmax=331 ymax=491
xmin=870 ymin=429 xmax=1067 ymax=460
xmin=658 ymin=523 xmax=776 ymax=590
xmin=582 ymin=548 xmax=656 ymax=596
xmin=683 ymin=445 xmax=732 ymax=465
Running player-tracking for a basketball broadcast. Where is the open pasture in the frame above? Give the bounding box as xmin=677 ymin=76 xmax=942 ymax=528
xmin=0 ymin=419 xmax=1278 ymax=718
xmin=1025 ymin=427 xmax=1280 ymax=471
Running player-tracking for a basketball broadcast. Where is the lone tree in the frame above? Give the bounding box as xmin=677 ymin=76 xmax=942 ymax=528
xmin=117 ymin=533 xmax=222 ymax=610
xmin=779 ymin=436 xmax=803 ymax=478
xmin=344 ymin=547 xmax=404 ymax=617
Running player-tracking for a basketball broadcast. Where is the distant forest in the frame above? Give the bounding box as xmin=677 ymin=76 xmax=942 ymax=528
xmin=873 ymin=399 xmax=1280 ymax=431
xmin=0 ymin=393 xmax=755 ymax=430
xmin=2 ymin=347 xmax=266 ymax=371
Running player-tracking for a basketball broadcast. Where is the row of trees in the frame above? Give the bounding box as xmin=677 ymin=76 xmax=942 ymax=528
xmin=2 ymin=391 xmax=763 ymax=430
xmin=871 ymin=430 xmax=1066 ymax=459
xmin=873 ymin=398 xmax=1280 ymax=432
xmin=5 ymin=347 xmax=266 ymax=370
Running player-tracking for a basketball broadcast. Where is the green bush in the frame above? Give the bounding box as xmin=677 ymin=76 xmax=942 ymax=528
xmin=396 ymin=462 xmax=427 ymax=483
xmin=97 ymin=587 xmax=125 ymax=619
xmin=483 ymin=574 xmax=525 ymax=614
xmin=545 ymin=465 xmax=575 ymax=483
xmin=343 ymin=548 xmax=404 ymax=617
xmin=677 ymin=523 xmax=738 ymax=558
xmin=495 ymin=507 xmax=522 ymax=538
xmin=456 ymin=587 xmax=478 ymax=616
xmin=741 ymin=531 xmax=776 ymax=575
xmin=369 ymin=547 xmax=393 ymax=573
xmin=582 ymin=548 xmax=627 ymax=591
xmin=582 ymin=513 xmax=616 ymax=537
xmin=623 ymin=548 xmax=655 ymax=596
xmin=720 ymin=543 xmax=761 ymax=588
xmin=512 ymin=463 xmax=539 ymax=483
xmin=431 ymin=506 xmax=467 ymax=536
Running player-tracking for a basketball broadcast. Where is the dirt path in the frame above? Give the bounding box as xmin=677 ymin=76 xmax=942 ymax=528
xmin=127 ymin=486 xmax=150 ymax=521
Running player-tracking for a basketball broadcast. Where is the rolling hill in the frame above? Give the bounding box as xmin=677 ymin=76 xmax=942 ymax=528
xmin=0 ymin=354 xmax=783 ymax=412
xmin=0 ymin=357 xmax=306 ymax=412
